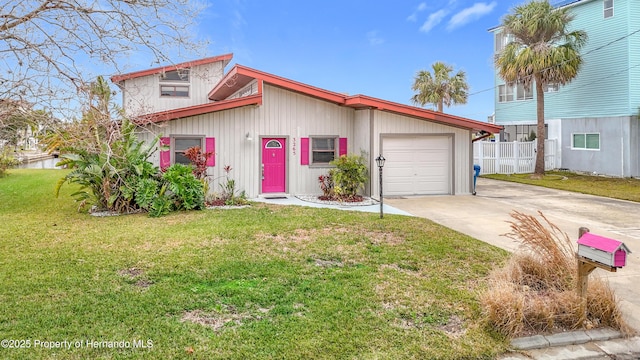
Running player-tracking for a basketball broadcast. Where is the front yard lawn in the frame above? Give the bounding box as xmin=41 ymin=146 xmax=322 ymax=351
xmin=0 ymin=170 xmax=508 ymax=359
xmin=483 ymin=171 xmax=640 ymax=203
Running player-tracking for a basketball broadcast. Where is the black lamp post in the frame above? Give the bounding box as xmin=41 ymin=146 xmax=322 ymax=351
xmin=375 ymin=154 xmax=385 ymax=219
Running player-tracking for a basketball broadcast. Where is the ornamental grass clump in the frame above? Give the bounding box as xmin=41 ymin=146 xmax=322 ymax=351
xmin=481 ymin=211 xmax=629 ymax=337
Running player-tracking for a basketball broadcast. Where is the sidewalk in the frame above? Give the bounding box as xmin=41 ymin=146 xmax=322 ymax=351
xmin=501 ymin=331 xmax=640 ymax=359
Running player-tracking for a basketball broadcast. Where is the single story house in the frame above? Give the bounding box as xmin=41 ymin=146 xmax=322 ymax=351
xmin=111 ymin=54 xmax=501 ymax=199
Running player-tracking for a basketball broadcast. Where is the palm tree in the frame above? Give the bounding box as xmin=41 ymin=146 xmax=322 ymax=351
xmin=496 ymin=0 xmax=587 ymax=177
xmin=411 ymin=62 xmax=469 ymax=113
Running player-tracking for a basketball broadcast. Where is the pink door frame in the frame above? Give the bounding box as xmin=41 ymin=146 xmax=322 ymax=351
xmin=261 ymin=137 xmax=287 ymax=193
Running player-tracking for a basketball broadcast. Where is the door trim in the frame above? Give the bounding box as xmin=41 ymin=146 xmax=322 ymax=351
xmin=259 ymin=136 xmax=289 ymax=194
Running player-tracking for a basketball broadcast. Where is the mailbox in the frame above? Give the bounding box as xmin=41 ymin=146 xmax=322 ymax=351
xmin=577 ymin=232 xmax=631 ymax=268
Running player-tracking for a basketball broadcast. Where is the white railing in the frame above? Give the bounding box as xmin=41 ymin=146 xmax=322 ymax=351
xmin=473 ymin=139 xmax=557 ymax=175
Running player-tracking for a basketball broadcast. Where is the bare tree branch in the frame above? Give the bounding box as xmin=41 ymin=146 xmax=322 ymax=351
xmin=0 ymin=0 xmax=207 ymax=117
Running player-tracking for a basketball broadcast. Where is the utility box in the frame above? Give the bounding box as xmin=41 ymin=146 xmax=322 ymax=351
xmin=577 ymin=232 xmax=632 ymax=268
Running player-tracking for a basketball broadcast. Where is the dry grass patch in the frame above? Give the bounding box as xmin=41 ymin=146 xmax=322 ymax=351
xmin=481 ymin=211 xmax=628 ymax=337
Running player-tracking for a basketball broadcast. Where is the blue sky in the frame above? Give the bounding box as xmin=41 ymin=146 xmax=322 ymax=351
xmin=124 ymin=1 xmax=532 ymax=121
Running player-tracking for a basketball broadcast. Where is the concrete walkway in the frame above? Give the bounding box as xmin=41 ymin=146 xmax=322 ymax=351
xmin=386 ymin=178 xmax=640 ymax=359
xmin=251 ymin=195 xmax=412 ymax=216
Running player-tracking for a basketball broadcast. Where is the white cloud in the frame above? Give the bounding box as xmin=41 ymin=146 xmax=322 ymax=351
xmin=367 ymin=30 xmax=384 ymax=46
xmin=419 ymin=9 xmax=448 ymax=33
xmin=407 ymin=2 xmax=428 ymax=22
xmin=447 ymin=1 xmax=497 ymax=30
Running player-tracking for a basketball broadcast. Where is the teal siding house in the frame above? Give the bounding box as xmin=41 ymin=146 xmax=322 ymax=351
xmin=490 ymin=0 xmax=640 ymax=177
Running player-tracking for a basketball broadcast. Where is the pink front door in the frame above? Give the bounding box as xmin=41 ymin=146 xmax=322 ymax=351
xmin=262 ymin=138 xmax=286 ymax=193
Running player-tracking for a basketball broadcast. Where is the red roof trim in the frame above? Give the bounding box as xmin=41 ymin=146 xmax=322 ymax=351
xmin=209 ymin=65 xmax=346 ymax=103
xmin=344 ymin=95 xmax=503 ymax=133
xmin=136 ymin=94 xmax=262 ymax=123
xmin=111 ymin=53 xmax=233 ymax=83
xmin=207 ymin=65 xmax=501 ymax=133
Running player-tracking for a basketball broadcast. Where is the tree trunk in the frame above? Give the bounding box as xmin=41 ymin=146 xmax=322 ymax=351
xmin=534 ymin=78 xmax=546 ymax=176
xmin=437 ymin=100 xmax=443 ymax=113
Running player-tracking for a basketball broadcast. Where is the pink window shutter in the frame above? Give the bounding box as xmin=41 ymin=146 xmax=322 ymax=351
xmin=205 ymin=137 xmax=215 ymax=167
xmin=159 ymin=137 xmax=171 ymax=170
xmin=339 ymin=138 xmax=348 ymax=156
xmin=300 ymin=138 xmax=309 ymax=165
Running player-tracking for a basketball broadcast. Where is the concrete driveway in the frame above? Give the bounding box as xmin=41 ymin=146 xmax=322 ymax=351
xmin=386 ymin=177 xmax=640 ymax=332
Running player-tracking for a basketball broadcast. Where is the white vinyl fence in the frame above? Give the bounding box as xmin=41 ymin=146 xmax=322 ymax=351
xmin=473 ymin=139 xmax=557 ymax=175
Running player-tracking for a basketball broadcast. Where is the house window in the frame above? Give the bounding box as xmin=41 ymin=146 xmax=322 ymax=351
xmin=572 ymin=133 xmax=600 ymax=150
xmin=498 ymin=84 xmax=514 ymax=102
xmin=544 ymin=83 xmax=559 ymax=92
xmin=516 ymin=83 xmax=533 ymax=100
xmin=311 ymin=137 xmax=336 ymax=164
xmin=604 ymin=0 xmax=613 ymax=18
xmin=160 ymin=85 xmax=189 ymax=97
xmin=495 ymin=32 xmax=513 ymax=53
xmin=173 ymin=137 xmax=203 ymax=164
xmin=265 ymin=140 xmax=282 ymax=148
xmin=161 ymin=69 xmax=190 ymax=82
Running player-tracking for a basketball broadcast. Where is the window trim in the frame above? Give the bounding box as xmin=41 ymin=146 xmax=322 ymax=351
xmin=172 ymin=136 xmax=205 ymax=164
xmin=572 ymin=133 xmax=600 ymax=151
xmin=160 ymin=69 xmax=190 ymax=82
xmin=310 ymin=136 xmax=338 ymax=166
xmin=160 ymin=85 xmax=190 ymax=98
xmin=516 ymin=82 xmax=533 ymax=101
xmin=498 ymin=84 xmax=514 ymax=103
xmin=544 ymin=83 xmax=559 ymax=93
xmin=604 ymin=0 xmax=613 ymax=18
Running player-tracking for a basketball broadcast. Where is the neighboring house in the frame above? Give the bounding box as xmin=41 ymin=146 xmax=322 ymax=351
xmin=490 ymin=0 xmax=640 ymax=177
xmin=111 ymin=55 xmax=500 ymax=199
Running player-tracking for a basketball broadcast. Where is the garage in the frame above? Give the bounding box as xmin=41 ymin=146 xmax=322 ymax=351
xmin=382 ymin=135 xmax=452 ymax=196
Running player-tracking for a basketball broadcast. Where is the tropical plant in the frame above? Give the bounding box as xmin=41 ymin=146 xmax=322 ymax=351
xmin=54 ymin=76 xmax=162 ymax=213
xmin=161 ymin=163 xmax=205 ymax=211
xmin=495 ymin=0 xmax=587 ymax=176
xmin=411 ymin=61 xmax=469 ymax=112
xmin=183 ymin=146 xmax=214 ymax=180
xmin=318 ymin=173 xmax=334 ymax=199
xmin=55 ymin=119 xmax=160 ymax=213
xmin=329 ymin=154 xmax=368 ymax=200
xmin=0 ymin=147 xmax=20 ymax=177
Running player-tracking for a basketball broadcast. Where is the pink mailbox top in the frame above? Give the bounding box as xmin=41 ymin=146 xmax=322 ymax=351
xmin=577 ymin=233 xmax=628 ymax=253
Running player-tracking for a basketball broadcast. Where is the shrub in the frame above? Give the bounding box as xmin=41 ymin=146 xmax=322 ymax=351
xmin=331 ymin=154 xmax=368 ymax=197
xmin=318 ymin=154 xmax=368 ymax=201
xmin=55 ymin=119 xmax=160 ymax=213
xmin=183 ymin=146 xmax=214 ymax=180
xmin=480 ymin=211 xmax=629 ymax=337
xmin=0 ymin=148 xmax=20 ymax=177
xmin=318 ymin=173 xmax=334 ymax=198
xmin=206 ymin=165 xmax=247 ymax=206
xmin=162 ymin=163 xmax=205 ymax=211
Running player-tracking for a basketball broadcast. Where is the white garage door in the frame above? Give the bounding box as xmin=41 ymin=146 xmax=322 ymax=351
xmin=383 ymin=136 xmax=452 ymax=196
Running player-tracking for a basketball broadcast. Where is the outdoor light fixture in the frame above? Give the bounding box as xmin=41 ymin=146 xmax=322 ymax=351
xmin=245 ymin=132 xmax=253 ymax=141
xmin=375 ymin=154 xmax=385 ymax=219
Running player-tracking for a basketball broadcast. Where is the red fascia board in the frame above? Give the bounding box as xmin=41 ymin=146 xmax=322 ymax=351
xmin=345 ymin=95 xmax=502 ymax=133
xmin=111 ymin=53 xmax=233 ymax=83
xmin=137 ymin=94 xmax=262 ymax=123
xmin=209 ymin=65 xmax=347 ymax=104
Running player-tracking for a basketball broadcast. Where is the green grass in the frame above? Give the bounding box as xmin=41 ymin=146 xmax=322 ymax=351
xmin=0 ymin=169 xmax=509 ymax=359
xmin=483 ymin=171 xmax=640 ymax=202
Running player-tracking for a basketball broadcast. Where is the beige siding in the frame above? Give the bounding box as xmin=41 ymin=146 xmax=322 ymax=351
xmin=142 ymin=84 xmax=355 ymax=198
xmin=353 ymin=109 xmax=372 ymax=195
xmin=121 ymin=61 xmax=226 ymax=116
xmin=138 ymin=84 xmax=475 ymax=199
xmin=261 ymin=84 xmax=355 ymax=196
xmin=371 ymin=110 xmax=473 ymax=196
